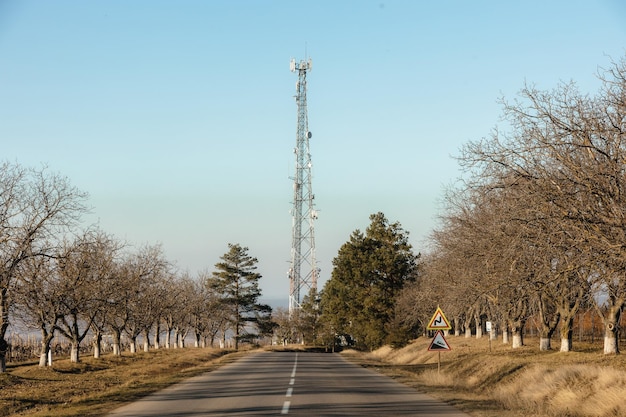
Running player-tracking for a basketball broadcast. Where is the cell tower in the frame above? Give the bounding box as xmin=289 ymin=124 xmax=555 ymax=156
xmin=288 ymin=57 xmax=318 ymax=315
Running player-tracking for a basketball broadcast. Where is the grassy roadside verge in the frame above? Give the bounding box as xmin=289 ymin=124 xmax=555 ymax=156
xmin=0 ymin=348 xmax=249 ymax=417
xmin=341 ymin=336 xmax=626 ymax=417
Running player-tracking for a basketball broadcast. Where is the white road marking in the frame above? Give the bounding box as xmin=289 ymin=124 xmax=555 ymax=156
xmin=291 ymin=353 xmax=298 ymax=377
xmin=281 ymin=353 xmax=298 ymax=414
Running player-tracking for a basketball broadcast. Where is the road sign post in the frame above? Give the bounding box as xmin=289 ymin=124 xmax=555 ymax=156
xmin=426 ymin=308 xmax=452 ymax=373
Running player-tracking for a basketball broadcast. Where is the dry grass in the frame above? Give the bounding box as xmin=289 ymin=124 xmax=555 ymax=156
xmin=4 ymin=338 xmax=626 ymax=417
xmin=0 ymin=348 xmax=248 ymax=417
xmin=343 ymin=336 xmax=626 ymax=417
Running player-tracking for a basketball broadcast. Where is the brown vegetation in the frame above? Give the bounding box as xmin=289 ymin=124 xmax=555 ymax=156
xmin=344 ymin=335 xmax=626 ymax=417
xmin=0 ymin=348 xmax=245 ymax=417
xmin=3 ymin=338 xmax=626 ymax=417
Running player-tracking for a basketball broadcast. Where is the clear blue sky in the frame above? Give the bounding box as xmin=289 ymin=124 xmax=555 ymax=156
xmin=1 ymin=1 xmax=624 ymax=303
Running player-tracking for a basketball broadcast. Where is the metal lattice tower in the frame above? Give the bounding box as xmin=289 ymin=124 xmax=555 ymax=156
xmin=288 ymin=57 xmax=318 ymax=315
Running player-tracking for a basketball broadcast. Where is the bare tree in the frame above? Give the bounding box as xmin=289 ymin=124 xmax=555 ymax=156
xmin=13 ymin=253 xmax=63 ymax=366
xmin=453 ymin=57 xmax=626 ymax=354
xmin=0 ymin=163 xmax=87 ymax=372
xmin=55 ymin=229 xmax=119 ymax=363
xmin=123 ymin=244 xmax=169 ymax=353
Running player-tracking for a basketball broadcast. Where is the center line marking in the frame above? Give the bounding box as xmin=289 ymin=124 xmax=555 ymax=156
xmin=281 ymin=353 xmax=298 ymax=415
xmin=291 ymin=353 xmax=298 ymax=378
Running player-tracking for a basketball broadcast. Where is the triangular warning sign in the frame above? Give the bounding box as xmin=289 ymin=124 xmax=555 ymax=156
xmin=428 ymin=330 xmax=451 ymax=351
xmin=427 ymin=307 xmax=451 ymax=330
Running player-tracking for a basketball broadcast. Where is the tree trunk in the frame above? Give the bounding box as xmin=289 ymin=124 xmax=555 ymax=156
xmin=593 ymin=296 xmax=624 ymax=355
xmin=537 ymin=294 xmax=560 ymax=351
xmin=454 ymin=317 xmax=461 ymax=337
xmin=235 ymin=317 xmax=240 ymax=350
xmin=0 ymin=288 xmax=9 ymax=373
xmin=153 ymin=323 xmax=161 ymax=350
xmin=603 ymin=306 xmax=621 ymax=355
xmin=474 ymin=315 xmax=482 ymax=339
xmin=510 ymin=319 xmax=525 ymax=349
xmin=559 ymin=315 xmax=574 ymax=352
xmin=39 ymin=351 xmax=48 ymax=367
xmin=143 ymin=329 xmax=150 ymax=353
xmin=489 ymin=324 xmax=497 ymax=341
xmin=179 ymin=330 xmax=187 ymax=348
xmin=111 ymin=328 xmax=122 ymax=356
xmin=174 ymin=329 xmax=180 ymax=348
xmin=38 ymin=328 xmax=55 ymax=367
xmin=70 ymin=341 xmax=80 ymax=363
xmin=501 ymin=320 xmax=509 ymax=344
xmin=130 ymin=336 xmax=137 ymax=353
xmin=93 ymin=331 xmax=102 ymax=359
xmin=465 ymin=326 xmax=472 ymax=338
xmin=165 ymin=327 xmax=172 ymax=349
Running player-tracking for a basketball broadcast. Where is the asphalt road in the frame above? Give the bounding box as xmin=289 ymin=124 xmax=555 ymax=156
xmin=107 ymin=351 xmax=471 ymax=416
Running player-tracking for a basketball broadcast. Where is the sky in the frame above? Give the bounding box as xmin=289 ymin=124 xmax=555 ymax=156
xmin=1 ymin=1 xmax=625 ymax=305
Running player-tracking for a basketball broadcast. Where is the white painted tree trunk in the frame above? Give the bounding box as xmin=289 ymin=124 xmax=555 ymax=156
xmin=93 ymin=332 xmax=102 ymax=358
xmin=130 ymin=338 xmax=137 ymax=353
xmin=38 ymin=334 xmax=54 ymax=367
xmin=111 ymin=329 xmax=122 ymax=356
xmin=560 ymin=338 xmax=572 ymax=352
xmin=604 ymin=335 xmax=619 ymax=354
xmin=559 ymin=317 xmax=574 ymax=353
xmin=153 ymin=324 xmax=160 ymax=350
xmin=70 ymin=344 xmax=79 ymax=363
xmin=512 ymin=333 xmax=523 ymax=348
xmin=465 ymin=327 xmax=472 ymax=338
xmin=597 ymin=301 xmax=622 ymax=354
xmin=539 ymin=337 xmax=551 ymax=351
xmin=143 ymin=329 xmax=150 ymax=352
xmin=474 ymin=316 xmax=482 ymax=339
xmin=489 ymin=326 xmax=497 ymax=341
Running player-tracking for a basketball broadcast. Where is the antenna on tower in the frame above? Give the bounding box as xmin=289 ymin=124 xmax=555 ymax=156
xmin=288 ymin=56 xmax=318 ymax=317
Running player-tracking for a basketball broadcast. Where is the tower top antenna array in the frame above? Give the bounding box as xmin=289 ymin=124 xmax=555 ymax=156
xmin=288 ymin=57 xmax=318 ymax=316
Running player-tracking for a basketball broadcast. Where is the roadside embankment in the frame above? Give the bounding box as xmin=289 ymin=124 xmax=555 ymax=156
xmin=342 ymin=336 xmax=626 ymax=417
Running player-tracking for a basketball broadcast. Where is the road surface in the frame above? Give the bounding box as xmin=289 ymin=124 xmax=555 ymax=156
xmin=107 ymin=351 xmax=471 ymax=416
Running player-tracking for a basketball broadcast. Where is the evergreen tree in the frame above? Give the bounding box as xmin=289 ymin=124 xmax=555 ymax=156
xmin=320 ymin=212 xmax=418 ymax=350
xmin=208 ymin=243 xmax=264 ymax=349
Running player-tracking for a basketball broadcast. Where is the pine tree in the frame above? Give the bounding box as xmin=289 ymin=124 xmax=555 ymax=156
xmin=320 ymin=213 xmax=418 ymax=350
xmin=208 ymin=243 xmax=264 ymax=349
